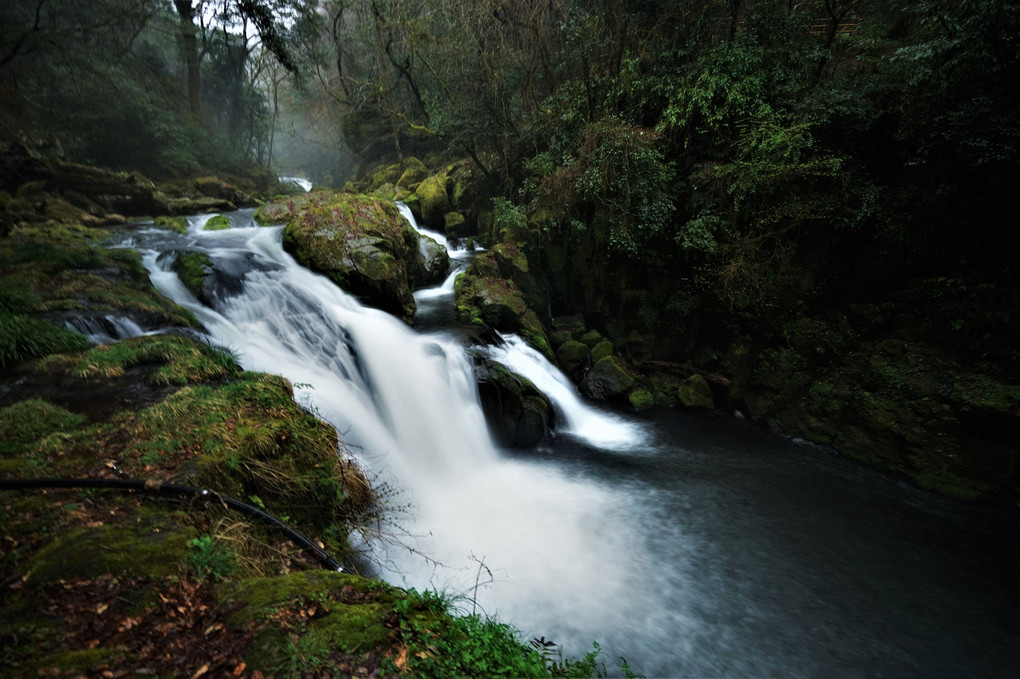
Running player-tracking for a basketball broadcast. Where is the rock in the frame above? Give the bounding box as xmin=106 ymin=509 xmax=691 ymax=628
xmin=579 ymin=356 xmax=636 ymax=400
xmin=412 ymin=234 xmax=450 ymax=288
xmin=555 ymin=340 xmax=590 ymax=379
xmin=591 ymin=339 xmax=614 ymax=363
xmin=416 ymin=175 xmax=452 ymax=228
xmin=202 ymin=214 xmax=230 ymax=231
xmin=476 ymin=358 xmax=553 ymax=448
xmin=397 ymin=158 xmax=429 ymax=189
xmin=194 ymin=176 xmax=251 ymax=205
xmin=444 ymin=211 xmax=470 ymax=237
xmin=455 ymin=274 xmax=552 ymax=357
xmin=549 ymin=330 xmax=573 ymax=350
xmin=677 ymin=374 xmax=715 ymax=409
xmin=580 ymin=330 xmax=602 ymax=348
xmin=628 ymin=388 xmax=655 ymax=411
xmin=275 ymin=192 xmax=431 ymax=323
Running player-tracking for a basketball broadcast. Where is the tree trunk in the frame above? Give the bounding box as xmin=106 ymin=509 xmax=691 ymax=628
xmin=174 ymin=0 xmax=202 ymax=124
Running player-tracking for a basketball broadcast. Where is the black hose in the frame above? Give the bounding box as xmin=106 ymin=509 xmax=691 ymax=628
xmin=0 ymin=477 xmax=344 ymax=572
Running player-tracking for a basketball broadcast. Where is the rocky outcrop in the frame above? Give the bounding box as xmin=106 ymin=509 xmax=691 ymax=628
xmin=264 ymin=191 xmax=448 ymax=323
xmin=476 ymin=358 xmax=553 ymax=448
xmin=579 ymin=356 xmax=636 ymax=401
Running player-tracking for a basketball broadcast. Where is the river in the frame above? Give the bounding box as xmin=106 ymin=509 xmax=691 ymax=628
xmin=105 ymin=207 xmax=1020 ymax=678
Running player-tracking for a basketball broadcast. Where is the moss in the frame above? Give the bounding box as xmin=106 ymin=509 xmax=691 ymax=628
xmin=153 ymin=215 xmax=188 ymax=234
xmin=0 ymin=399 xmax=87 ymax=456
xmin=202 ymin=214 xmax=231 ymax=231
xmin=590 ymin=339 xmax=614 ymax=363
xmin=628 ymin=388 xmax=655 ymax=411
xmin=223 ymin=571 xmax=399 ymax=671
xmin=677 ymin=374 xmax=715 ymax=409
xmin=556 ymin=340 xmax=589 ymax=373
xmin=397 ymin=157 xmax=429 ymax=188
xmin=23 ymin=518 xmax=197 ymax=587
xmin=580 ymin=356 xmax=636 ymax=400
xmin=70 ymin=335 xmax=239 ymax=385
xmin=416 ymin=174 xmax=452 ymax=228
xmin=172 ymin=251 xmax=211 ymax=298
xmin=580 ymin=330 xmax=602 ymax=348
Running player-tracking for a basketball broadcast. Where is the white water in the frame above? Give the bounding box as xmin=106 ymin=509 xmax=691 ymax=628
xmin=278 ymin=175 xmax=313 ymax=192
xmin=483 ymin=334 xmax=647 ymax=451
xmin=133 ymin=211 xmax=661 ymax=659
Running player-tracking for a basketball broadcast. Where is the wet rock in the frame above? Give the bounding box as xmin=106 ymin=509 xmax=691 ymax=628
xmin=677 ymin=374 xmax=715 ymax=409
xmin=579 ymin=356 xmax=636 ymax=401
xmin=476 ymin=358 xmax=553 ymax=448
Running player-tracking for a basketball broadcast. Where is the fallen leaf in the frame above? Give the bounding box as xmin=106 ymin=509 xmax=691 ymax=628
xmin=191 ymin=664 xmax=209 ymax=678
xmin=96 ymin=603 xmax=109 ymax=614
xmin=232 ymin=662 xmax=246 ymax=676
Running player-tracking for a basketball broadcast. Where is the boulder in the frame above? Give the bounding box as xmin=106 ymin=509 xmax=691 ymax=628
xmin=454 ymin=274 xmax=552 ymax=358
xmin=628 ymin=388 xmax=655 ymax=411
xmin=555 ymin=340 xmax=590 ymax=379
xmin=476 ymin=358 xmax=553 ymax=448
xmin=412 ymin=234 xmax=450 ymax=288
xmin=579 ymin=356 xmax=636 ymax=400
xmin=677 ymin=374 xmax=715 ymax=409
xmin=416 ymin=175 xmax=452 ymax=228
xmin=275 ymin=192 xmax=438 ymax=323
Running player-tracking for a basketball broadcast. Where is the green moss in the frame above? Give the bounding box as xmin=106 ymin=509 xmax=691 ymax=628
xmin=70 ymin=335 xmax=239 ymax=385
xmin=580 ymin=330 xmax=602 ymax=348
xmin=0 ymin=399 xmax=87 ymax=456
xmin=23 ymin=519 xmax=197 ymax=587
xmin=153 ymin=215 xmax=188 ymax=234
xmin=173 ymin=252 xmax=211 ymax=298
xmin=677 ymin=374 xmax=715 ymax=409
xmin=202 ymin=214 xmax=231 ymax=231
xmin=556 ymin=340 xmax=590 ymax=371
xmin=416 ymin=175 xmax=452 ymax=227
xmin=628 ymin=388 xmax=655 ymax=411
xmin=590 ymin=340 xmax=614 ymax=363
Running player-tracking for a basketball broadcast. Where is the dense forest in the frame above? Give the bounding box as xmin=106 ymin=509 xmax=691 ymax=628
xmin=2 ymin=0 xmax=1019 ymax=676
xmin=2 ymin=0 xmax=1019 ymax=493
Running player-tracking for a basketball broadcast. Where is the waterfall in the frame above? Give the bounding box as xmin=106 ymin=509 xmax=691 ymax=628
xmin=133 ymin=216 xmax=652 ymax=654
xmin=482 ymin=334 xmax=648 ymax=451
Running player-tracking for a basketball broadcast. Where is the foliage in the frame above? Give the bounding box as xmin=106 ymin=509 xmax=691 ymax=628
xmin=0 ymin=312 xmax=90 ymax=368
xmin=187 ymin=534 xmax=237 ymax=581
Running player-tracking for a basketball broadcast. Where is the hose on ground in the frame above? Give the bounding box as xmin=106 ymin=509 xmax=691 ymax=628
xmin=0 ymin=477 xmax=344 ymax=572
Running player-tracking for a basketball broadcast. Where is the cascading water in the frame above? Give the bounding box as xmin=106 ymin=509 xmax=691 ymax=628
xmin=108 ymin=208 xmax=1020 ymax=678
xmin=126 ymin=208 xmax=661 ymax=665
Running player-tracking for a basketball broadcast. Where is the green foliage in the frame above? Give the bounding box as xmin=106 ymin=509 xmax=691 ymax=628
xmin=186 ymin=534 xmax=236 ymax=581
xmin=0 ymin=399 xmax=87 ymax=456
xmin=571 ymin=120 xmax=675 ymax=255
xmin=0 ymin=312 xmax=91 ymax=368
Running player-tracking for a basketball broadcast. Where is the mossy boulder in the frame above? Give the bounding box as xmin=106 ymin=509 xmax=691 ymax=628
xmin=628 ymin=388 xmax=655 ymax=411
xmin=274 ymin=192 xmax=446 ymax=322
xmin=476 ymin=358 xmax=553 ymax=448
xmin=153 ymin=215 xmax=188 ymax=234
xmin=444 ymin=210 xmax=472 ymax=238
xmin=591 ymin=339 xmax=614 ymax=363
xmin=580 ymin=330 xmax=602 ymax=348
xmin=415 ymin=174 xmax=452 ymax=228
xmin=579 ymin=356 xmax=636 ymax=401
xmin=202 ymin=214 xmax=230 ymax=231
xmin=555 ymin=340 xmax=590 ymax=379
xmin=194 ymin=176 xmax=251 ymax=205
xmin=677 ymin=374 xmax=715 ymax=409
xmin=454 ymin=274 xmax=552 ymax=358
xmin=397 ymin=157 xmax=429 ymax=189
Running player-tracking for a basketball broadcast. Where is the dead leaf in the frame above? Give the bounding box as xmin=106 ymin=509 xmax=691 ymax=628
xmin=191 ymin=664 xmax=209 ymax=678
xmin=96 ymin=603 xmax=109 ymax=614
xmin=232 ymin=662 xmax=246 ymax=676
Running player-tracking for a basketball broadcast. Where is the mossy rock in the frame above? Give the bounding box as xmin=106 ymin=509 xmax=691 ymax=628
xmin=444 ymin=210 xmax=471 ymax=238
xmin=580 ymin=330 xmax=602 ymax=348
xmin=591 ymin=340 xmax=614 ymax=363
xmin=628 ymin=388 xmax=655 ymax=411
xmin=579 ymin=356 xmax=636 ymax=401
xmin=555 ymin=340 xmax=590 ymax=379
xmin=171 ymin=251 xmax=212 ymax=300
xmin=454 ymin=274 xmax=552 ymax=359
xmin=677 ymin=374 xmax=715 ymax=409
xmin=153 ymin=215 xmax=188 ymax=234
xmin=416 ymin=174 xmax=452 ymax=228
xmin=202 ymin=214 xmax=231 ymax=231
xmin=549 ymin=330 xmax=573 ymax=350
xmin=278 ymin=192 xmax=445 ymax=322
xmin=397 ymin=157 xmax=429 ymax=189
xmin=476 ymin=359 xmax=553 ymax=448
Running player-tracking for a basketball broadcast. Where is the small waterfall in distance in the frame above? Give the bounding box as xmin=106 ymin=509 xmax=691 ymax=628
xmin=131 ymin=208 xmax=662 ymax=659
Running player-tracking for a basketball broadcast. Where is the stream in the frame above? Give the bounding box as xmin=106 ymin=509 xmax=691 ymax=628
xmin=102 ymin=208 xmax=1020 ymax=678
